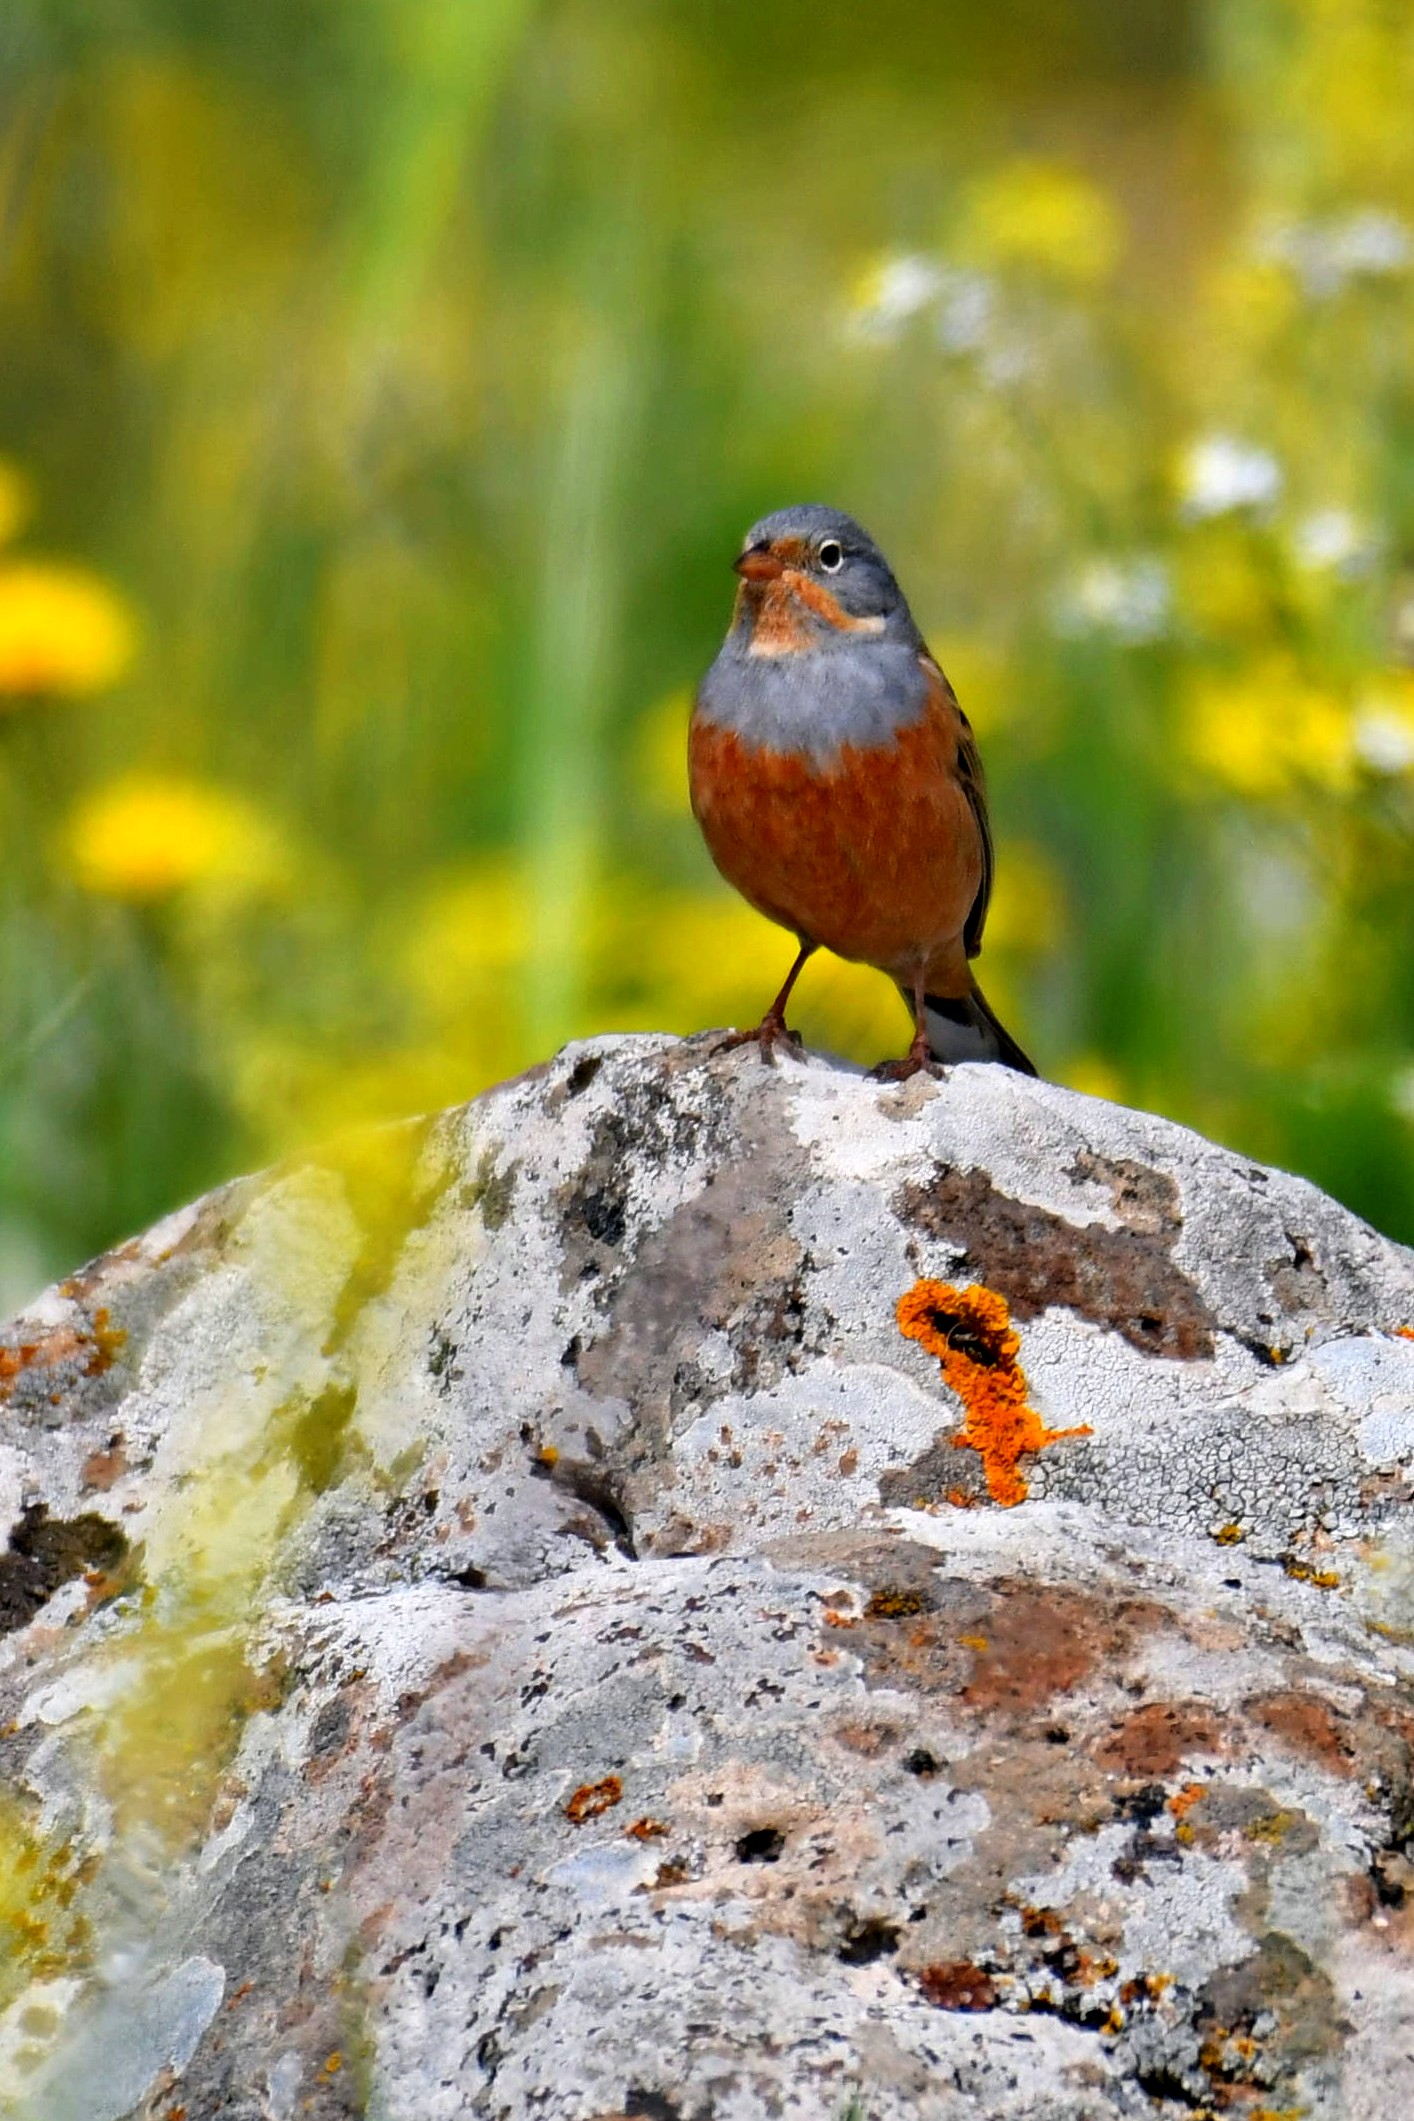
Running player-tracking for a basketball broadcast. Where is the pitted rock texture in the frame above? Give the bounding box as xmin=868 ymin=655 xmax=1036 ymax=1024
xmin=3 ymin=1033 xmax=1414 ymax=2119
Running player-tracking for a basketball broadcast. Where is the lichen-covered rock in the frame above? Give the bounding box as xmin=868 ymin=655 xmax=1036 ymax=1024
xmin=3 ymin=1033 xmax=1414 ymax=2120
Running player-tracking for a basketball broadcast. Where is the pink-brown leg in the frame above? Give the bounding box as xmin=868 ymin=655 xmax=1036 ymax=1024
xmin=716 ymin=940 xmax=816 ymax=1062
xmin=868 ymin=971 xmax=943 ymax=1083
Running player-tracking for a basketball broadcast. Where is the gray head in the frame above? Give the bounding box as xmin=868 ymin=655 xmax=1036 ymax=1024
xmin=697 ymin=504 xmax=933 ymax=764
xmin=729 ymin=504 xmax=923 ymax=650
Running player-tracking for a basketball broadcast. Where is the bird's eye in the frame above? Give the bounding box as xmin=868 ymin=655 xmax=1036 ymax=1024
xmin=818 ymin=539 xmax=844 ymax=573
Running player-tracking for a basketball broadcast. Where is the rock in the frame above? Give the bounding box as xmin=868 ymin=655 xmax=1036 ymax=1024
xmin=3 ymin=1031 xmax=1414 ymax=2120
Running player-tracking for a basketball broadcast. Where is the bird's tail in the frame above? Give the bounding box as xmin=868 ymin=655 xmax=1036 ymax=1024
xmin=906 ymin=978 xmax=1038 ymax=1076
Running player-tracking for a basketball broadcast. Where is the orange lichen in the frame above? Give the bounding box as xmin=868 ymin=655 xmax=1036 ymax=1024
xmin=1395 ymin=1326 xmax=1414 ymax=1342
xmin=564 ymin=1775 xmax=622 ymax=1824
xmin=0 ymin=1309 xmax=126 ymax=1403
xmin=896 ymin=1279 xmax=1090 ymax=1507
xmin=1168 ymin=1782 xmax=1208 ymax=1820
xmin=1119 ymin=1971 xmax=1172 ymax=2006
xmin=917 ymin=1960 xmax=997 ymax=2011
xmin=624 ymin=1817 xmax=669 ymax=1841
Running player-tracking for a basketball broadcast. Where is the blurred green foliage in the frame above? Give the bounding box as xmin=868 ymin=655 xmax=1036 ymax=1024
xmin=4 ymin=0 xmax=1414 ymax=1306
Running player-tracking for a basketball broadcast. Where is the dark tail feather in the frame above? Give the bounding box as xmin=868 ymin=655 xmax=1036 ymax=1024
xmin=906 ymin=980 xmax=1039 ymax=1076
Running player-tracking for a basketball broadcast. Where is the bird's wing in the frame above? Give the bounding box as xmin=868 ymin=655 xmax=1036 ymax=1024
xmin=921 ymin=655 xmax=993 ymax=959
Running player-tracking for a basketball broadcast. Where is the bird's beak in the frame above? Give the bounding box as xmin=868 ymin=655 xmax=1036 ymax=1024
xmin=734 ymin=543 xmax=785 ymax=582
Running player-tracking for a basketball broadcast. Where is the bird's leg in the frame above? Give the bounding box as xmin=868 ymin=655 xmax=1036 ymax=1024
xmin=868 ymin=970 xmax=943 ymax=1083
xmin=716 ymin=940 xmax=816 ymax=1062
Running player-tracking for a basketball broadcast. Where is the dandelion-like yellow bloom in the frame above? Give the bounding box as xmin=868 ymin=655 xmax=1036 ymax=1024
xmin=1185 ymin=658 xmax=1353 ymax=797
xmin=979 ymin=841 xmax=1064 ymax=955
xmin=960 ymin=159 xmax=1122 ymax=287
xmin=631 ymin=688 xmax=693 ymax=813
xmin=0 ymin=562 xmax=136 ymax=699
xmin=64 ymin=774 xmax=286 ymax=902
xmin=398 ymin=863 xmax=533 ymax=1010
xmin=1063 ymin=1055 xmax=1126 ymax=1105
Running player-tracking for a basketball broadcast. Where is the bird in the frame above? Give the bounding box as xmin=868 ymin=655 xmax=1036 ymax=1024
xmin=688 ymin=503 xmax=1036 ymax=1080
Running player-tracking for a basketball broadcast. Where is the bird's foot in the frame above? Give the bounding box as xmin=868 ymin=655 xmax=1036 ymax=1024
xmin=868 ymin=1033 xmax=943 ymax=1084
xmin=713 ymin=1014 xmax=805 ymax=1064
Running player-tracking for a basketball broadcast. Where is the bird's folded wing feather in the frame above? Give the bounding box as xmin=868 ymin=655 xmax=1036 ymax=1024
xmin=921 ymin=654 xmax=993 ymax=959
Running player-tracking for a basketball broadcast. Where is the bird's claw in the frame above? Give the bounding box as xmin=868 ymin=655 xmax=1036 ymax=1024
xmin=868 ymin=1044 xmax=943 ymax=1084
xmin=713 ymin=1018 xmax=805 ymax=1064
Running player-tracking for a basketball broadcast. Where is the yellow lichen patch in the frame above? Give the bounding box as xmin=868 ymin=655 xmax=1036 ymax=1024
xmin=864 ymin=1586 xmax=927 ymax=1620
xmin=1246 ymin=1807 xmax=1303 ymax=1846
xmin=0 ymin=562 xmax=135 ymax=698
xmin=96 ymin=1615 xmax=288 ymax=1850
xmin=1280 ymin=1555 xmax=1341 ymax=1589
xmin=0 ymin=1796 xmax=92 ymax=2015
xmin=80 ymin=1158 xmax=396 ymax=1850
xmin=897 ymin=1279 xmax=1090 ymax=1508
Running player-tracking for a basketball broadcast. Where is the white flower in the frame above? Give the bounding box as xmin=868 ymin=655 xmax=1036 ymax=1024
xmin=1054 ymin=556 xmax=1171 ymax=643
xmin=1179 ymin=434 xmax=1283 ymax=521
xmin=1291 ymin=507 xmax=1378 ymax=576
xmin=1353 ymin=699 xmax=1414 ymax=775
xmin=850 ymin=254 xmax=946 ymax=340
xmin=848 ymin=253 xmax=1017 ymax=376
xmin=934 ymin=271 xmax=994 ymax=353
xmin=1260 ymin=208 xmax=1412 ymax=298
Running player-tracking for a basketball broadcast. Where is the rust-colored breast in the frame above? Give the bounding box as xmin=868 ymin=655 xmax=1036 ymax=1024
xmin=688 ymin=678 xmax=984 ymax=994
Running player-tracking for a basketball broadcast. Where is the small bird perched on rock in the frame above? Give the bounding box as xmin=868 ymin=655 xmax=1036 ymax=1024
xmin=689 ymin=503 xmax=1036 ymax=1079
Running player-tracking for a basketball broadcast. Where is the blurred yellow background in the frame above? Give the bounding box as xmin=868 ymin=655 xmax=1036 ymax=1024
xmin=5 ymin=0 xmax=1414 ymax=1305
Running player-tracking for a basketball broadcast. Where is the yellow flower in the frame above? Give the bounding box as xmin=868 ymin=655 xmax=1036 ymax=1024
xmin=64 ymin=774 xmax=286 ymax=901
xmin=0 ymin=562 xmax=136 ymax=698
xmin=1172 ymin=531 xmax=1273 ymax=642
xmin=397 ymin=863 xmax=532 ymax=1014
xmin=1063 ymin=1055 xmax=1126 ymax=1104
xmin=1185 ymin=658 xmax=1353 ymax=797
xmin=958 ymin=160 xmax=1122 ymax=287
xmin=980 ymin=841 xmax=1064 ymax=955
xmin=631 ymin=688 xmax=692 ymax=813
xmin=0 ymin=461 xmax=32 ymax=547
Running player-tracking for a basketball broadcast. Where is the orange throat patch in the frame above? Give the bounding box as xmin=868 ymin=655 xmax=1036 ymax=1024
xmin=742 ymin=570 xmax=886 ymax=658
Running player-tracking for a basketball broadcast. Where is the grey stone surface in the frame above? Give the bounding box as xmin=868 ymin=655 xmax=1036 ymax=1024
xmin=3 ymin=1032 xmax=1414 ymax=2119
